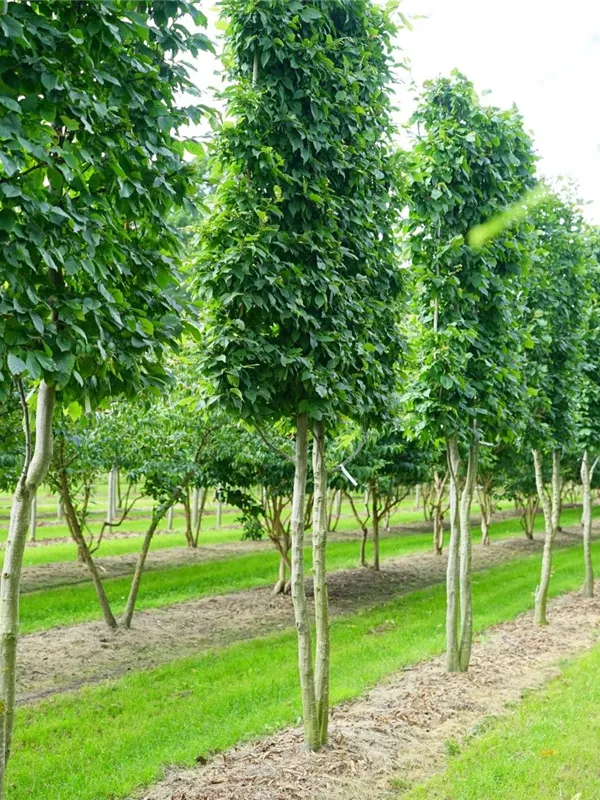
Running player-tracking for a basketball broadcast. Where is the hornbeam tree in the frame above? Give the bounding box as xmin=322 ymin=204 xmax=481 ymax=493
xmin=0 ymin=1 xmax=211 ymax=792
xmin=573 ymin=228 xmax=600 ymax=597
xmin=197 ymin=0 xmax=405 ymax=750
xmin=523 ymin=188 xmax=588 ymax=624
xmin=402 ymin=73 xmax=536 ymax=672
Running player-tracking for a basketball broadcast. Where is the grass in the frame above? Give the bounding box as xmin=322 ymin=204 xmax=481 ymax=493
xmin=8 ymin=535 xmax=599 ymax=800
xmin=19 ymin=506 xmax=577 ymax=634
xmin=403 ymin=643 xmax=600 ymax=799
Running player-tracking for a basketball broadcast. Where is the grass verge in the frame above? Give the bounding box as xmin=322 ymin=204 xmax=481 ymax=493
xmin=403 ymin=642 xmax=600 ymax=799
xmin=8 ymin=536 xmax=599 ymax=800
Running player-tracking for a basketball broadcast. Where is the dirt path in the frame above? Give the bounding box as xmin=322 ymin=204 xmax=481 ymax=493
xmin=133 ymin=587 xmax=600 ymax=800
xmin=20 ymin=508 xmax=524 ymax=593
xmin=17 ymin=531 xmax=580 ymax=705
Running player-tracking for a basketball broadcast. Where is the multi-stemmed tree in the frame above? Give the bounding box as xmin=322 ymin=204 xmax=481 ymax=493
xmin=197 ymin=0 xmax=405 ymax=749
xmin=0 ymin=2 xmax=211 ymax=791
xmin=402 ymin=72 xmax=536 ymax=672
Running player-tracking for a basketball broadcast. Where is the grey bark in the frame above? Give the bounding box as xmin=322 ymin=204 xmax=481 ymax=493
xmin=289 ymin=414 xmax=319 ymax=750
xmin=312 ymin=420 xmax=329 ymax=745
xmin=0 ymin=382 xmax=55 ymax=795
xmin=445 ymin=436 xmax=461 ymax=672
xmin=532 ymin=448 xmax=559 ymax=625
xmin=166 ymin=505 xmax=174 ymax=531
xmin=581 ymin=450 xmax=596 ymax=598
xmin=371 ymin=480 xmax=380 ymax=571
xmin=458 ymin=441 xmax=478 ymax=672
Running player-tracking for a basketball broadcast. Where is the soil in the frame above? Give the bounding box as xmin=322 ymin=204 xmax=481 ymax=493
xmin=133 ymin=588 xmax=600 ymax=800
xmin=16 ymin=531 xmax=581 ymax=705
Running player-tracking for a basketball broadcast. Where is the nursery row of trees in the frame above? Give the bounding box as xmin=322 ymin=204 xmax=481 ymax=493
xmin=1 ymin=0 xmax=600 ymax=788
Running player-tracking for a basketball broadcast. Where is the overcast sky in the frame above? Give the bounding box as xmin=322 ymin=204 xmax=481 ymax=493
xmin=194 ymin=0 xmax=600 ymax=221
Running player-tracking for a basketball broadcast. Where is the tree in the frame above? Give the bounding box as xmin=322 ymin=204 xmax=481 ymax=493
xmin=574 ymin=228 xmax=600 ymax=597
xmin=402 ymin=72 xmax=536 ymax=672
xmin=197 ymin=0 xmax=405 ymax=749
xmin=0 ymin=2 xmax=212 ymax=791
xmin=523 ymin=188 xmax=589 ymax=624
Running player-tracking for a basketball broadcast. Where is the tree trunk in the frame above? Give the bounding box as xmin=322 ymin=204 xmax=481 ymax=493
xmin=551 ymin=449 xmax=561 ymax=536
xmin=57 ymin=496 xmax=63 ymax=522
xmin=532 ymin=448 xmax=556 ymax=626
xmin=414 ymin=483 xmax=420 ymax=511
xmin=433 ymin=510 xmax=444 ymax=555
xmin=371 ymin=480 xmax=380 ymax=571
xmin=0 ymin=382 xmax=55 ymax=795
xmin=445 ymin=436 xmax=461 ymax=672
xmin=192 ymin=487 xmax=207 ymax=546
xmin=121 ymin=505 xmax=169 ymax=628
xmin=60 ymin=470 xmax=117 ymax=630
xmin=183 ymin=489 xmax=193 ymax=547
xmin=312 ymin=420 xmax=329 ymax=745
xmin=216 ymin=493 xmax=222 ymax=528
xmin=359 ymin=525 xmax=368 ymax=567
xmin=166 ymin=505 xmax=174 ymax=531
xmin=458 ymin=441 xmax=478 ymax=672
xmin=289 ymin=413 xmax=319 ymax=750
xmin=192 ymin=487 xmax=200 ymax=534
xmin=272 ymin=552 xmax=288 ymax=596
xmin=581 ymin=450 xmax=595 ymax=598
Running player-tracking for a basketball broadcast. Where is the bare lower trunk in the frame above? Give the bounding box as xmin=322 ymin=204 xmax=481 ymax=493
xmin=581 ymin=450 xmax=595 ymax=598
xmin=433 ymin=511 xmax=444 ymax=555
xmin=60 ymin=470 xmax=117 ymax=630
xmin=121 ymin=504 xmax=169 ymax=628
xmin=445 ymin=436 xmax=461 ymax=673
xmin=166 ymin=505 xmax=174 ymax=531
xmin=216 ymin=493 xmax=222 ymax=528
xmin=360 ymin=525 xmax=368 ymax=567
xmin=192 ymin=487 xmax=207 ymax=547
xmin=480 ymin=514 xmax=490 ymax=546
xmin=0 ymin=382 xmax=56 ymax=795
xmin=183 ymin=489 xmax=193 ymax=547
xmin=289 ymin=414 xmax=319 ymax=750
xmin=458 ymin=441 xmax=478 ymax=672
xmin=371 ymin=480 xmax=380 ymax=571
xmin=272 ymin=553 xmax=287 ymax=596
xmin=533 ymin=449 xmax=558 ymax=625
xmin=312 ymin=420 xmax=329 ymax=745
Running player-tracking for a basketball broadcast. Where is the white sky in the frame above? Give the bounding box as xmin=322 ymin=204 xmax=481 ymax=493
xmin=193 ymin=0 xmax=600 ymax=222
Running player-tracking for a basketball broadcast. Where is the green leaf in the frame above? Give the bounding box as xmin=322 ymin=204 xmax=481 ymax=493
xmin=0 ymin=97 xmax=21 ymax=114
xmin=68 ymin=28 xmax=85 ymax=44
xmin=0 ymin=209 xmax=17 ymax=232
xmin=7 ymin=354 xmax=26 ymax=376
xmin=300 ymin=7 xmax=322 ymax=22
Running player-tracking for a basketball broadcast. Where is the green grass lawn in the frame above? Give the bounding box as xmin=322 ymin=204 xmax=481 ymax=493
xmin=8 ymin=535 xmax=598 ymax=800
xmin=404 ymin=642 xmax=600 ymax=799
xmin=19 ymin=506 xmax=577 ymax=634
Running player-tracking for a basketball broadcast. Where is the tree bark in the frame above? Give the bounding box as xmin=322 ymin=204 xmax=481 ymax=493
xmin=581 ymin=450 xmax=595 ymax=598
xmin=312 ymin=420 xmax=329 ymax=745
xmin=192 ymin=487 xmax=207 ymax=546
xmin=166 ymin=504 xmax=174 ymax=531
xmin=121 ymin=504 xmax=170 ymax=628
xmin=0 ymin=382 xmax=55 ymax=794
xmin=445 ymin=436 xmax=461 ymax=672
xmin=289 ymin=413 xmax=319 ymax=750
xmin=60 ymin=470 xmax=117 ymax=630
xmin=532 ymin=448 xmax=556 ymax=625
xmin=458 ymin=440 xmax=478 ymax=672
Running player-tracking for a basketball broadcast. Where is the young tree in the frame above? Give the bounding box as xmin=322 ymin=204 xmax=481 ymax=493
xmin=197 ymin=0 xmax=405 ymax=749
xmin=523 ymin=189 xmax=589 ymax=624
xmin=402 ymin=73 xmax=536 ymax=671
xmin=0 ymin=2 xmax=211 ymax=789
xmin=574 ymin=229 xmax=600 ymax=597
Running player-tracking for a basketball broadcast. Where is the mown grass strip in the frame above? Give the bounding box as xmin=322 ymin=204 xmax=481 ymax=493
xmin=404 ymin=640 xmax=600 ymax=799
xmin=18 ymin=507 xmax=571 ymax=635
xmin=8 ymin=538 xmax=599 ymax=800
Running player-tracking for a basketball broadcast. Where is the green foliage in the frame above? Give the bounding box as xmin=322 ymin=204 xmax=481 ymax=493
xmin=0 ymin=1 xmax=212 ymax=402
xmin=401 ymin=72 xmax=537 ymax=445
xmin=523 ymin=186 xmax=590 ymax=449
xmin=196 ymin=0 xmax=405 ymax=424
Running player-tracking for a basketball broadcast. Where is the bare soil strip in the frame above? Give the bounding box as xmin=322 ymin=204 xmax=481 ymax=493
xmin=17 ymin=532 xmax=577 ymax=705
xmin=134 ymin=588 xmax=600 ymax=800
xmin=20 ymin=508 xmax=523 ymax=594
